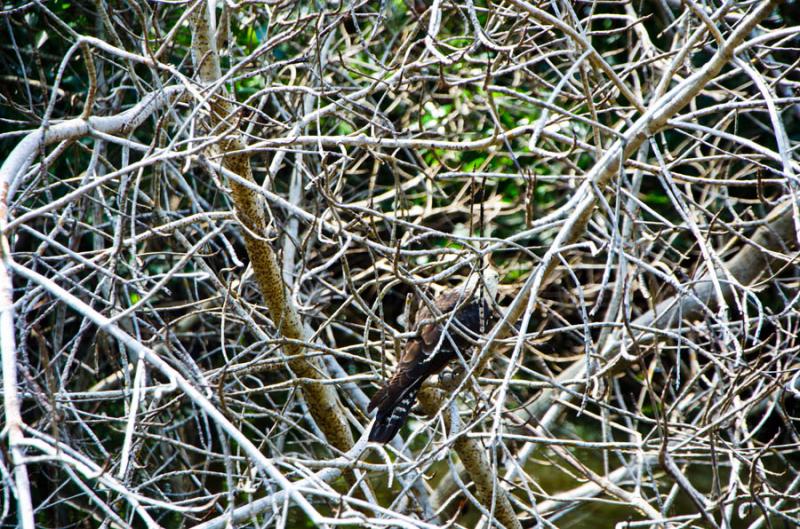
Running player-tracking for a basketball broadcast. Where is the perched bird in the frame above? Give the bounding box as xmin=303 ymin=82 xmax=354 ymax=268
xmin=368 ymin=269 xmax=499 ymax=443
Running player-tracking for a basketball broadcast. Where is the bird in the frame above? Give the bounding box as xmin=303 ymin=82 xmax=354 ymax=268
xmin=367 ymin=268 xmax=499 ymax=443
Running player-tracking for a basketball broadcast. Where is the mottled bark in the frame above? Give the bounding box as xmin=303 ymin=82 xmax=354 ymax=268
xmin=418 ymin=387 xmax=522 ymax=529
xmin=189 ymin=5 xmax=355 ymax=457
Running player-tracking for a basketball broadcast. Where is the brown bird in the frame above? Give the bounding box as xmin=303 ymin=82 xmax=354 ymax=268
xmin=367 ymin=269 xmax=499 ymax=443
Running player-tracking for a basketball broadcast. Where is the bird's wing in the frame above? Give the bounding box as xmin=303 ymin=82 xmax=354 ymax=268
xmin=417 ymin=290 xmax=461 ymax=347
xmin=367 ymin=284 xmax=493 ymax=441
xmin=397 ymin=290 xmax=467 ymax=378
xmin=369 ymin=287 xmax=480 ymax=414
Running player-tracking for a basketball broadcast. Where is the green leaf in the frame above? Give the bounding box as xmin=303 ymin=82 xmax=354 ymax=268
xmin=643 ymin=192 xmax=670 ymax=205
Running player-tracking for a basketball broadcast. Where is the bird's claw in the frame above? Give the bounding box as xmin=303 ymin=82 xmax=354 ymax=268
xmin=439 ymin=364 xmax=467 ymax=390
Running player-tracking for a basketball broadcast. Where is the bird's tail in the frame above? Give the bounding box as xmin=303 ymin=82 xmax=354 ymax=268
xmin=367 ymin=377 xmax=424 ymax=443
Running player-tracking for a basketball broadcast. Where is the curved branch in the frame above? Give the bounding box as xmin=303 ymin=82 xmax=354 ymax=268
xmin=189 ymin=0 xmax=361 ymax=485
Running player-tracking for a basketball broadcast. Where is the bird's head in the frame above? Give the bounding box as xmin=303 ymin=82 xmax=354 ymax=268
xmin=482 ymin=267 xmax=500 ymax=302
xmin=463 ymin=266 xmax=500 ymax=303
